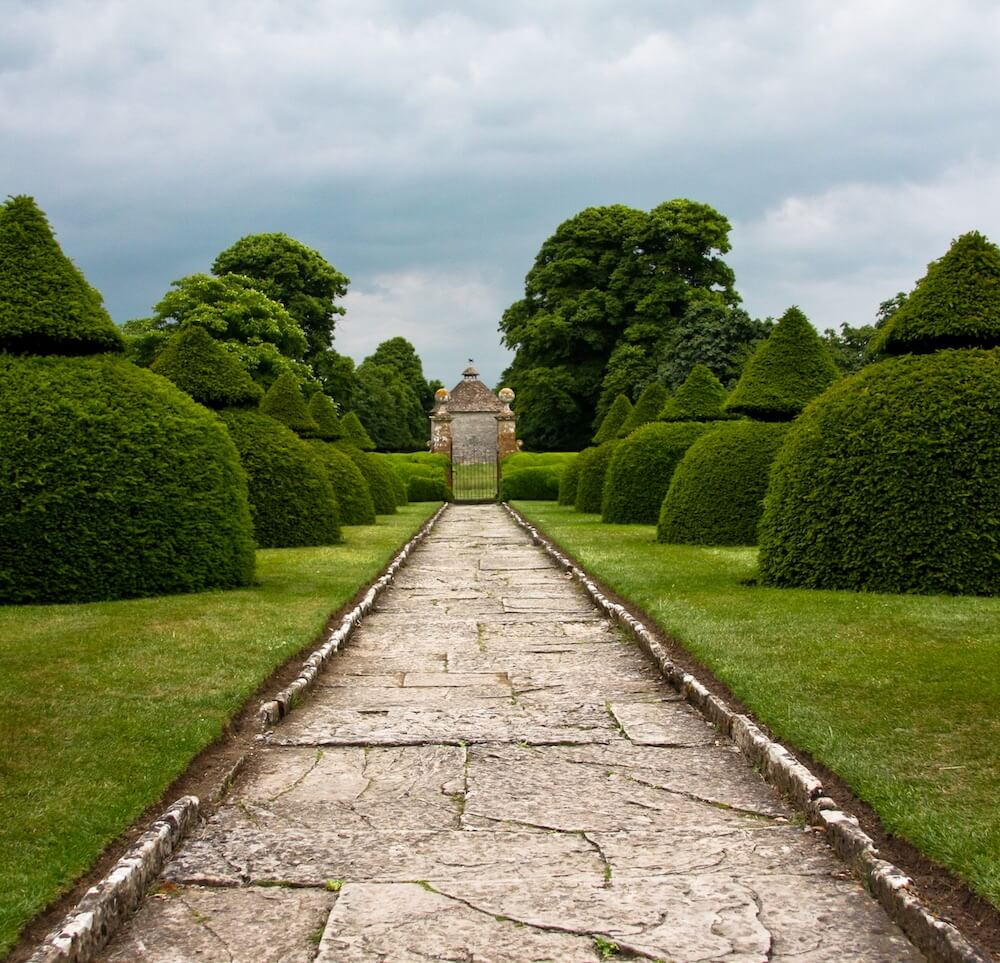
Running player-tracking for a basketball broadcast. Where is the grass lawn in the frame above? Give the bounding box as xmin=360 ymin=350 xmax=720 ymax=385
xmin=0 ymin=503 xmax=438 ymax=957
xmin=513 ymin=502 xmax=1000 ymax=910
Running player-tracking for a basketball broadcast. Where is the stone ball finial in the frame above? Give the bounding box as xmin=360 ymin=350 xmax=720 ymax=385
xmin=435 ymin=387 xmax=450 ymax=402
xmin=498 ymin=387 xmax=515 ymax=403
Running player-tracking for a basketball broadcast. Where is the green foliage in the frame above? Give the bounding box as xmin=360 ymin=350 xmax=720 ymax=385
xmin=500 ymin=199 xmax=739 ymax=449
xmin=373 ymin=453 xmax=409 ymax=505
xmin=725 ymin=306 xmax=839 ymax=420
xmin=558 ymin=454 xmax=583 ymax=505
xmin=407 ymin=475 xmax=451 ymax=502
xmin=259 ymin=371 xmax=318 ymax=435
xmin=212 ymin=232 xmax=350 ymax=357
xmin=593 ymin=394 xmax=634 ymax=443
xmin=220 ymin=409 xmax=341 ymax=548
xmin=336 ymin=444 xmax=397 ymax=514
xmin=574 ymin=441 xmax=619 ymax=513
xmin=658 ymin=297 xmax=772 ymax=389
xmin=382 ymin=452 xmax=449 ymax=492
xmin=758 ymin=349 xmax=1000 ymax=595
xmin=821 ymin=322 xmax=882 ymax=374
xmin=0 ymin=355 xmax=255 ymax=603
xmin=339 ymin=410 xmax=376 ymax=450
xmin=149 ymin=325 xmax=263 ymax=409
xmin=353 ymin=359 xmax=426 ymax=450
xmin=0 ymin=195 xmax=124 ymax=355
xmin=602 ymin=421 xmax=711 ymax=524
xmin=501 ymin=451 xmax=577 ymax=471
xmin=312 ymin=349 xmax=358 ymax=410
xmin=659 ymin=364 xmax=730 ymax=422
xmin=657 ymin=421 xmax=790 ymax=545
xmin=306 ymin=440 xmax=376 ymax=525
xmin=617 ymin=382 xmax=669 ymax=436
xmin=365 ymin=336 xmax=435 ymax=415
xmin=500 ymin=466 xmax=561 ymax=500
xmin=870 ymin=231 xmax=1000 ymax=356
xmin=307 ymin=391 xmax=343 ymax=440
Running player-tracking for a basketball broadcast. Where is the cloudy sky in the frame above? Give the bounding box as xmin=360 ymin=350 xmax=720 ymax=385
xmin=4 ymin=0 xmax=999 ymax=387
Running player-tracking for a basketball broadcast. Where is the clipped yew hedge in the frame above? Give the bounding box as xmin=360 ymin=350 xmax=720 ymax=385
xmin=658 ymin=421 xmax=790 ymax=545
xmin=337 ymin=445 xmax=397 ymax=514
xmin=306 ymin=440 xmax=376 ymax=525
xmin=259 ymin=371 xmax=318 ymax=435
xmin=575 ymin=441 xmax=619 ymax=513
xmin=602 ymin=422 xmax=712 ymax=524
xmin=758 ymin=349 xmax=1000 ymax=595
xmin=408 ymin=476 xmax=451 ymax=501
xmin=558 ymin=454 xmax=583 ymax=505
xmin=373 ymin=453 xmax=409 ymax=506
xmin=0 ymin=356 xmax=256 ymax=603
xmin=220 ymin=409 xmax=341 ymax=547
xmin=500 ymin=466 xmax=561 ymax=501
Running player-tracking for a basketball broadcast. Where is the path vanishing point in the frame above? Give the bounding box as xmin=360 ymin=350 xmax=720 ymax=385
xmin=96 ymin=504 xmax=924 ymax=962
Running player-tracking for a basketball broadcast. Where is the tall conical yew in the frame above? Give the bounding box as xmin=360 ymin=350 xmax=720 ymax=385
xmin=660 ymin=364 xmax=730 ymax=422
xmin=0 ymin=195 xmax=124 ymax=354
xmin=593 ymin=394 xmax=633 ymax=443
xmin=725 ymin=306 xmax=838 ymax=420
xmin=260 ymin=371 xmax=319 ymax=435
xmin=307 ymin=391 xmax=344 ymax=440
xmin=869 ymin=231 xmax=1000 ymax=356
xmin=339 ymin=411 xmax=376 ymax=450
xmin=617 ymin=382 xmax=669 ymax=436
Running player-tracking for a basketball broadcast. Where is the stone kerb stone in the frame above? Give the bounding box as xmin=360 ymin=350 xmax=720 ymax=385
xmin=500 ymin=500 xmax=993 ymax=963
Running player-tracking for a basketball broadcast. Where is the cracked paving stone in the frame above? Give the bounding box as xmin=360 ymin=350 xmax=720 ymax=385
xmin=608 ymin=699 xmax=721 ymax=746
xmin=96 ymin=885 xmax=334 ymax=963
xmin=303 ymin=683 xmax=513 ymax=710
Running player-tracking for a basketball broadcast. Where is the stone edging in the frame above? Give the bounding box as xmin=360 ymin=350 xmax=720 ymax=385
xmin=259 ymin=501 xmax=449 ymax=726
xmin=503 ymin=501 xmax=992 ymax=963
xmin=26 ymin=797 xmax=199 ymax=963
xmin=25 ymin=501 xmax=450 ymax=963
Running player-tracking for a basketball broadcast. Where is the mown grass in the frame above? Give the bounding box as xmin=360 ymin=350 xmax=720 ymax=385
xmin=0 ymin=504 xmax=438 ymax=956
xmin=513 ymin=502 xmax=1000 ymax=909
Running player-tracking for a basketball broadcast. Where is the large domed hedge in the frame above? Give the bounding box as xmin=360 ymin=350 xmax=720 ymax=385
xmin=602 ymin=422 xmax=712 ymax=524
xmin=0 ymin=356 xmax=256 ymax=603
xmin=558 ymin=453 xmax=583 ymax=505
xmin=336 ymin=444 xmax=397 ymax=514
xmin=574 ymin=441 xmax=619 ymax=513
xmin=658 ymin=421 xmax=790 ymax=545
xmin=306 ymin=441 xmax=376 ymax=525
xmin=0 ymin=196 xmax=256 ymax=603
xmin=758 ymin=349 xmax=999 ymax=594
xmin=220 ymin=409 xmax=341 ymax=547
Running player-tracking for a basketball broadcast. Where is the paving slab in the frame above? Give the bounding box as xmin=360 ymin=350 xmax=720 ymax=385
xmin=98 ymin=504 xmax=925 ymax=962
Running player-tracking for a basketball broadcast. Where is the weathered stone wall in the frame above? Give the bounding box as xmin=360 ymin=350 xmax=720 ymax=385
xmin=452 ymin=412 xmax=498 ymax=463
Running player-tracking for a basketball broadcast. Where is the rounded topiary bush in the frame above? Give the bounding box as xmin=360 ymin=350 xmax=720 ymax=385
xmin=0 ymin=355 xmax=256 ymax=603
xmin=575 ymin=441 xmax=619 ymax=513
xmin=758 ymin=349 xmax=1000 ymax=595
xmin=408 ymin=475 xmax=451 ymax=501
xmin=220 ymin=409 xmax=341 ymax=547
xmin=374 ymin=454 xmax=409 ymax=506
xmin=602 ymin=422 xmax=712 ymax=524
xmin=500 ymin=466 xmax=561 ymax=501
xmin=657 ymin=421 xmax=790 ymax=545
xmin=558 ymin=454 xmax=582 ymax=505
xmin=307 ymin=440 xmax=376 ymax=525
xmin=337 ymin=445 xmax=397 ymax=514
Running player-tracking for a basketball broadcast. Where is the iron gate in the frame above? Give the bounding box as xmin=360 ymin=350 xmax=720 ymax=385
xmin=451 ymin=457 xmax=499 ymax=502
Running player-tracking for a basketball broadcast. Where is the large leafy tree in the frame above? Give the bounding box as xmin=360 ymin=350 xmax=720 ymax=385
xmin=352 ymin=361 xmax=426 ymax=451
xmin=501 ymin=199 xmax=739 ymax=449
xmin=212 ymin=233 xmax=349 ymax=357
xmin=364 ymin=336 xmax=435 ymax=414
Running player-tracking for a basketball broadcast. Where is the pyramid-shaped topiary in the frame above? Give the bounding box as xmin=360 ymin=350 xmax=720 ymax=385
xmin=150 ymin=325 xmax=263 ymax=409
xmin=307 ymin=391 xmax=344 ymax=440
xmin=759 ymin=233 xmax=1000 ymax=595
xmin=0 ymin=195 xmax=125 ymax=355
xmin=660 ymin=364 xmax=730 ymax=422
xmin=0 ymin=197 xmax=256 ymax=602
xmin=725 ymin=306 xmax=838 ymax=420
xmin=260 ymin=371 xmax=319 ymax=435
xmin=339 ymin=411 xmax=376 ymax=450
xmin=617 ymin=383 xmax=669 ymax=436
xmin=593 ymin=394 xmax=633 ymax=444
xmin=869 ymin=231 xmax=1000 ymax=356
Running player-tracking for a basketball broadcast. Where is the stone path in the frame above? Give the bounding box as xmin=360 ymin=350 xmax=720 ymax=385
xmin=98 ymin=505 xmax=923 ymax=962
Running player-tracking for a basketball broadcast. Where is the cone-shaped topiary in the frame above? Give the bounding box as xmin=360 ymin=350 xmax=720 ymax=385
xmin=660 ymin=364 xmax=731 ymax=422
xmin=260 ymin=371 xmax=319 ymax=435
xmin=0 ymin=195 xmax=125 ymax=355
xmin=658 ymin=421 xmax=791 ymax=544
xmin=336 ymin=444 xmax=397 ymax=513
xmin=0 ymin=356 xmax=256 ymax=602
xmin=306 ymin=440 xmax=376 ymax=524
xmin=150 ymin=325 xmax=263 ymax=409
xmin=575 ymin=441 xmax=620 ymax=513
xmin=758 ymin=349 xmax=999 ymax=594
xmin=594 ymin=394 xmax=634 ymax=443
xmin=307 ymin=391 xmax=344 ymax=440
xmin=725 ymin=306 xmax=838 ymax=420
xmin=617 ymin=383 xmax=669 ymax=436
xmin=602 ymin=422 xmax=712 ymax=524
xmin=558 ymin=453 xmax=582 ymax=505
xmin=340 ymin=410 xmax=376 ymax=450
xmin=220 ymin=409 xmax=341 ymax=546
xmin=869 ymin=231 xmax=1000 ymax=356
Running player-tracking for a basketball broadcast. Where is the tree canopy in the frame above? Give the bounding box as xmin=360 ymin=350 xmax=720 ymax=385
xmin=352 ymin=360 xmax=426 ymax=451
xmin=212 ymin=233 xmax=349 ymax=357
xmin=500 ymin=199 xmax=740 ymax=449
